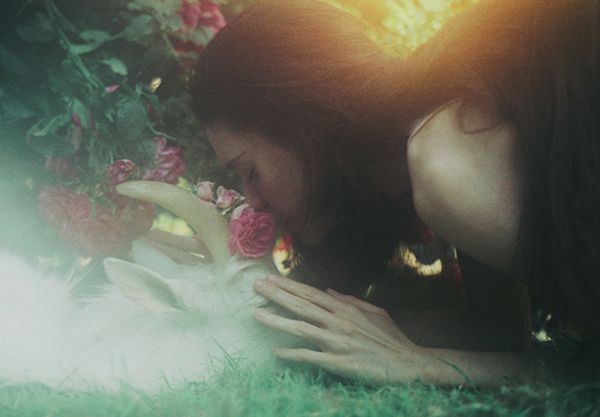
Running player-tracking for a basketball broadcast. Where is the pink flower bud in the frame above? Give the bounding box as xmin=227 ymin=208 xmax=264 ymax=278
xmin=105 ymin=84 xmax=120 ymax=93
xmin=215 ymin=186 xmax=240 ymax=209
xmin=71 ymin=112 xmax=82 ymax=128
xmin=196 ymin=181 xmax=215 ymax=202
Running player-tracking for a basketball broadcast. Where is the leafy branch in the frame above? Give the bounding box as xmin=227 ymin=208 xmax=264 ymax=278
xmin=43 ymin=0 xmax=103 ymax=89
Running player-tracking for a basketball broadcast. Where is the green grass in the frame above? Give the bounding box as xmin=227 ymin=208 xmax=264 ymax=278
xmin=1 ymin=366 xmax=599 ymax=417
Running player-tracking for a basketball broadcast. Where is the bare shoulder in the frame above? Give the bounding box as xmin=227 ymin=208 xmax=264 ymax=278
xmin=406 ymin=101 xmax=523 ymax=273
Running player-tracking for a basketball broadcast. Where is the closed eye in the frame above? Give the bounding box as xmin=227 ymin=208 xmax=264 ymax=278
xmin=247 ymin=167 xmax=257 ymax=183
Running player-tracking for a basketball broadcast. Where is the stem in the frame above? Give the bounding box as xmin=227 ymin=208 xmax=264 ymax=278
xmin=43 ymin=0 xmax=76 ymax=32
xmin=44 ymin=0 xmax=103 ymax=89
xmin=147 ymin=124 xmax=177 ymax=141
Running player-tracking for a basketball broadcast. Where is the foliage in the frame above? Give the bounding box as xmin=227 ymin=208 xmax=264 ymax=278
xmin=329 ymin=0 xmax=478 ymax=56
xmin=0 ymin=0 xmax=230 ymax=260
xmin=0 ymin=367 xmax=599 ymax=417
xmin=0 ymin=0 xmax=475 ymax=263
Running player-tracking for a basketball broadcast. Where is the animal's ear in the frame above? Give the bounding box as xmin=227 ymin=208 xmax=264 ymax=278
xmin=103 ymin=258 xmax=184 ymax=313
xmin=131 ymin=239 xmax=183 ymax=278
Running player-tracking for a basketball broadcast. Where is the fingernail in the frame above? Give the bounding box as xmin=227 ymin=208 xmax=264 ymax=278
xmin=254 ymin=308 xmax=267 ymax=318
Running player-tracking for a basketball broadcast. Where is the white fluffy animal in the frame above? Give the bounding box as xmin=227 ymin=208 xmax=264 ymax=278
xmin=0 ymin=181 xmax=296 ymax=392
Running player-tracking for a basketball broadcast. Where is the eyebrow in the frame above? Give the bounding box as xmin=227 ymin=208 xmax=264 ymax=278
xmin=224 ymin=151 xmax=247 ymax=170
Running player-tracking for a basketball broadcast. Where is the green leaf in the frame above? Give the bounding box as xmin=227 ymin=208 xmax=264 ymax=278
xmin=104 ymin=108 xmax=115 ymax=122
xmin=126 ymin=3 xmax=144 ymax=11
xmin=15 ymin=12 xmax=56 ymax=43
xmin=162 ymin=15 xmax=184 ymax=32
xmin=100 ymin=58 xmax=128 ymax=76
xmin=120 ymin=14 xmax=156 ymax=42
xmin=80 ymin=29 xmax=113 ymax=44
xmin=114 ymin=99 xmax=147 ymax=140
xmin=67 ymin=30 xmax=114 ymax=55
xmin=28 ymin=133 xmax=76 ymax=158
xmin=69 ymin=42 xmax=103 ymax=55
xmin=187 ymin=28 xmax=213 ymax=46
xmin=30 ymin=114 xmax=70 ymax=137
xmin=48 ymin=59 xmax=86 ymax=96
xmin=71 ymin=98 xmax=90 ymax=128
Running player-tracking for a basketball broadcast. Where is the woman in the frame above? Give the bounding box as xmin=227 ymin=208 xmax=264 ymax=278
xmin=186 ymin=0 xmax=600 ymax=384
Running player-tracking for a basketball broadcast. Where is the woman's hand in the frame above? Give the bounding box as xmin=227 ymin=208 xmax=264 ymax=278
xmin=253 ymin=275 xmax=434 ymax=384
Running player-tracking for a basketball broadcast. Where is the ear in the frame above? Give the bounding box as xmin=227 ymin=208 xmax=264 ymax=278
xmin=103 ymin=258 xmax=184 ymax=313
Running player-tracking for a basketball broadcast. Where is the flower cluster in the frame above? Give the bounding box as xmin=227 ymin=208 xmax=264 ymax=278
xmin=40 ymin=133 xmax=186 ymax=256
xmin=104 ymin=137 xmax=186 ymax=188
xmin=141 ymin=137 xmax=187 ymax=185
xmin=38 ymin=187 xmax=155 ymax=257
xmin=195 ymin=181 xmax=276 ymax=258
xmin=170 ymin=0 xmax=226 ymax=69
xmin=16 ymin=0 xmax=226 ymax=259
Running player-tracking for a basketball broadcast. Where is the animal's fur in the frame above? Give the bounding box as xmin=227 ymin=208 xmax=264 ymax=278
xmin=0 ymin=241 xmax=295 ymax=392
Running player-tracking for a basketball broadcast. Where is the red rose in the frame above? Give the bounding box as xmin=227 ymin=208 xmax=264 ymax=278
xmin=227 ymin=206 xmax=276 ymax=258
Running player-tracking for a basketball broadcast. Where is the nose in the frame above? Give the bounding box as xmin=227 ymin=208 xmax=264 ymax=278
xmin=243 ymin=186 xmax=267 ymax=210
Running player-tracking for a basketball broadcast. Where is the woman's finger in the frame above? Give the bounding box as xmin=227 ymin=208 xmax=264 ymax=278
xmin=263 ymin=275 xmax=351 ymax=314
xmin=254 ymin=279 xmax=331 ymax=326
xmin=254 ymin=308 xmax=342 ymax=349
xmin=271 ymin=347 xmax=341 ymax=370
xmin=326 ymin=288 xmax=387 ymax=316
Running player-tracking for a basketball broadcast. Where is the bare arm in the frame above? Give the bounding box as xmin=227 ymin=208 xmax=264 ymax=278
xmin=407 ymin=101 xmax=523 ymax=274
xmin=252 ymin=274 xmax=563 ymax=386
xmin=418 ymin=347 xmax=537 ymax=386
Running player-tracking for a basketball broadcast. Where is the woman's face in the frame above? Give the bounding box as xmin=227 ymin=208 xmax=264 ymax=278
xmin=206 ymin=120 xmax=336 ymax=245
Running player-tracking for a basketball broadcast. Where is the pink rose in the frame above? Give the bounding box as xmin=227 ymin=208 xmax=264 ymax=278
xmin=142 ymin=137 xmax=186 ymax=184
xmin=107 ymin=159 xmax=136 ymax=185
xmin=179 ymin=0 xmax=226 ymax=33
xmin=215 ymin=186 xmax=240 ymax=209
xmin=228 ymin=207 xmax=276 ymax=258
xmin=196 ymin=180 xmax=215 ymax=202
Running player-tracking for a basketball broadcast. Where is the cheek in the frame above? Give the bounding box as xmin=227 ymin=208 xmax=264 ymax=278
xmin=261 ymin=167 xmax=306 ymax=217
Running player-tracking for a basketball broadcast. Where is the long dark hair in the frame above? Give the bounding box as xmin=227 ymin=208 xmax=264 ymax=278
xmin=404 ymin=0 xmax=600 ymax=349
xmin=190 ymin=0 xmax=600 ymax=346
xmin=189 ymin=0 xmax=416 ymax=292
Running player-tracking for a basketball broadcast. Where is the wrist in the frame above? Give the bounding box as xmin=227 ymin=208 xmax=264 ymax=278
xmin=416 ymin=347 xmax=473 ymax=386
